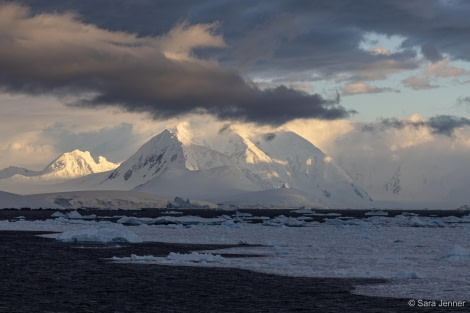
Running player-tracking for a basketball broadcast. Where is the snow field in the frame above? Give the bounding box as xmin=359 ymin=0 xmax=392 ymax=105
xmin=1 ymin=212 xmax=469 ymax=301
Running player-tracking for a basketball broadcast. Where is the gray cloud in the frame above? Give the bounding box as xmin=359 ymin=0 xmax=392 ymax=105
xmin=457 ymin=97 xmax=470 ymax=105
xmin=11 ymin=0 xmax=469 ymax=82
xmin=428 ymin=115 xmax=470 ymax=137
xmin=42 ymin=123 xmax=138 ymax=162
xmin=421 ymin=43 xmax=443 ymax=63
xmin=362 ymin=115 xmax=470 ymax=137
xmin=3 ymin=1 xmax=470 ymax=126
xmin=333 ymin=120 xmax=470 ymax=205
xmin=0 ymin=4 xmax=350 ymax=126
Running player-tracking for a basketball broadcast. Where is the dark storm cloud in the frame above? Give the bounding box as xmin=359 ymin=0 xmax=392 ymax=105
xmin=421 ymin=43 xmax=443 ymax=63
xmin=3 ymin=1 xmax=470 ymax=125
xmin=362 ymin=115 xmax=470 ymax=137
xmin=11 ymin=0 xmax=470 ymax=79
xmin=0 ymin=3 xmax=350 ymax=126
xmin=73 ymin=84 xmax=350 ymax=126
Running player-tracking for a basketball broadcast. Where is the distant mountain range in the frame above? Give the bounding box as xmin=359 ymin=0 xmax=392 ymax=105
xmin=0 ymin=126 xmax=373 ymax=209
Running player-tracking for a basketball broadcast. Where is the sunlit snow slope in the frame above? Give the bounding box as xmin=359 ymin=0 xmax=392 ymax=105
xmin=98 ymin=127 xmax=372 ymax=208
xmin=0 ymin=150 xmax=119 ymax=194
xmin=0 ymin=150 xmax=118 ymax=181
xmin=0 ymin=126 xmax=372 ymax=208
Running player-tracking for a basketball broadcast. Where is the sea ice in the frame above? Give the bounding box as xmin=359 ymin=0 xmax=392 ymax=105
xmin=51 ymin=211 xmax=65 ymax=218
xmin=437 ymin=244 xmax=470 ymax=262
xmin=65 ymin=210 xmax=97 ymax=220
xmin=112 ymin=252 xmax=227 ymax=264
xmin=57 ymin=226 xmax=142 ymax=243
xmin=262 ymin=215 xmax=305 ymax=227
xmin=117 ymin=215 xmax=228 ymax=226
xmin=1 ymin=211 xmax=470 ymax=301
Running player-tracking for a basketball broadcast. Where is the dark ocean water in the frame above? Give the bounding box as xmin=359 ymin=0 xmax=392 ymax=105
xmin=0 ymin=209 xmax=469 ymax=312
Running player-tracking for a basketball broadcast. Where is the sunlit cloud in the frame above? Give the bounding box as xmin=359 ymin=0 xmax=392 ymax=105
xmin=402 ymin=75 xmax=438 ymax=90
xmin=425 ymin=59 xmax=465 ymax=78
xmin=368 ymin=46 xmax=393 ymax=56
xmin=342 ymin=82 xmax=400 ymax=95
xmin=0 ymin=3 xmax=349 ymax=126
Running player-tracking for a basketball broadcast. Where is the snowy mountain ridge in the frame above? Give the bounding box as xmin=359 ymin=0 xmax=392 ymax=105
xmin=42 ymin=150 xmax=119 ymax=179
xmin=0 ymin=166 xmax=42 ymax=179
xmin=0 ymin=126 xmax=373 ymax=208
xmin=384 ymin=166 xmax=401 ymax=195
xmin=0 ymin=150 xmax=119 ymax=181
xmin=95 ymin=126 xmax=372 ymax=208
xmin=101 ymin=130 xmax=237 ymax=189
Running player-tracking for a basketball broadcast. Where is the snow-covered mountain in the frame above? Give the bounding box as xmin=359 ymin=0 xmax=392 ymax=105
xmin=0 ymin=150 xmax=119 ymax=194
xmin=97 ymin=129 xmax=268 ymax=194
xmin=41 ymin=150 xmax=119 ymax=179
xmin=90 ymin=126 xmax=372 ymax=208
xmin=0 ymin=150 xmax=119 ymax=181
xmin=384 ymin=166 xmax=401 ymax=195
xmin=100 ymin=130 xmax=236 ymax=188
xmin=0 ymin=127 xmax=373 ymax=208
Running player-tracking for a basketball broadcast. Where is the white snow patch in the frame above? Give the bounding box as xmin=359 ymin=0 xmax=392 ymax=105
xmin=65 ymin=210 xmax=96 ymax=220
xmin=51 ymin=211 xmax=66 ymax=218
xmin=112 ymin=252 xmax=227 ymax=264
xmin=117 ymin=215 xmax=228 ymax=226
xmin=167 ymin=252 xmax=227 ymax=263
xmin=57 ymin=226 xmax=142 ymax=243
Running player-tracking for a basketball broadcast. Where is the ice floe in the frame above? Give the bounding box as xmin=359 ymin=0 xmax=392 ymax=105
xmin=57 ymin=226 xmax=142 ymax=243
xmin=112 ymin=252 xmax=227 ymax=265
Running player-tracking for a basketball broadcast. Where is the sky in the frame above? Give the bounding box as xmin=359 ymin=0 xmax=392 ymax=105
xmin=1 ymin=0 xmax=470 ymax=204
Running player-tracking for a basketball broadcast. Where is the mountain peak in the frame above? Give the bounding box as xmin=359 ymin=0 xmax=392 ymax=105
xmin=42 ymin=149 xmax=119 ymax=179
xmin=103 ymin=127 xmax=235 ymax=186
xmin=69 ymin=149 xmax=91 ymax=156
xmin=103 ymin=130 xmax=186 ymax=185
xmin=100 ymin=128 xmax=372 ymax=208
xmin=0 ymin=149 xmax=119 ymax=185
